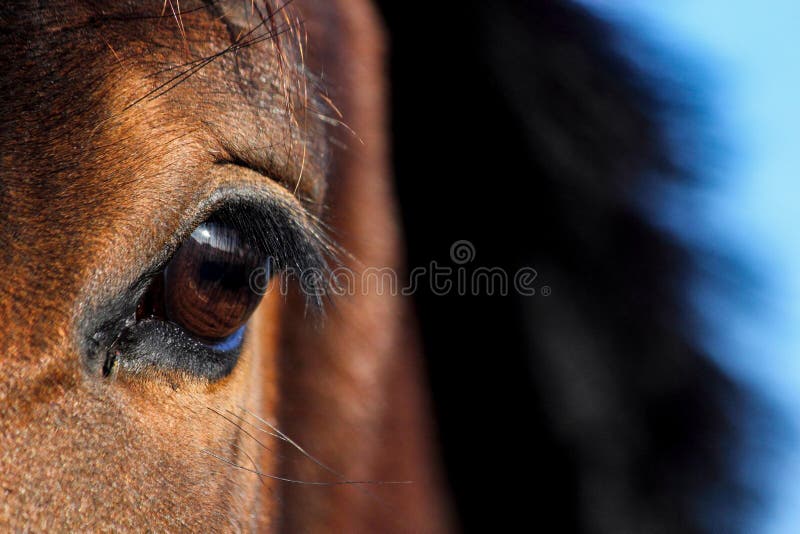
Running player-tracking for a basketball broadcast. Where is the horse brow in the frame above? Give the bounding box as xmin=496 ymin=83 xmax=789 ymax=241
xmin=201 ymin=0 xmax=302 ymax=53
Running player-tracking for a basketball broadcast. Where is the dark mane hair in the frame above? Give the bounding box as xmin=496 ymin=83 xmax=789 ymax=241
xmin=376 ymin=1 xmax=756 ymax=531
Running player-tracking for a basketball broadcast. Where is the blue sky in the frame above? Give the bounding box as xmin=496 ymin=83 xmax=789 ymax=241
xmin=580 ymin=1 xmax=800 ymax=531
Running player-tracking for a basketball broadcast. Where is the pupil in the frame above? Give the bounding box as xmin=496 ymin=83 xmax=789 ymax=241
xmin=198 ymin=260 xmax=248 ymax=291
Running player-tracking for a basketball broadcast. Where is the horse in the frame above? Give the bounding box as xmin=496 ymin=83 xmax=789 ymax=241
xmin=0 ymin=0 xmax=450 ymax=530
xmin=0 ymin=0 xmax=754 ymax=531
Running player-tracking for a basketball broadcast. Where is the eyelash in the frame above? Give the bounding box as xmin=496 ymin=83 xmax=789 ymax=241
xmin=84 ymin=196 xmax=337 ymax=382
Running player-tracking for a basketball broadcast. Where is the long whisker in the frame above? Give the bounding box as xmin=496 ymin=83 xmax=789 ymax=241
xmin=207 ymin=406 xmax=275 ymax=453
xmin=223 ymin=409 xmax=287 ymax=441
xmin=237 ymin=406 xmax=348 ymax=480
xmin=125 ymin=0 xmax=298 ymax=111
xmin=229 ymin=442 xmax=270 ymax=494
xmin=203 ymin=450 xmax=411 ymax=486
xmin=124 ymin=25 xmax=291 ymax=111
xmin=229 ymin=406 xmax=414 ymax=526
xmin=227 ymin=408 xmax=412 ymax=486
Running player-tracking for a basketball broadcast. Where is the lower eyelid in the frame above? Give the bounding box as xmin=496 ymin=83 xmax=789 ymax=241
xmin=111 ymin=318 xmax=244 ymax=381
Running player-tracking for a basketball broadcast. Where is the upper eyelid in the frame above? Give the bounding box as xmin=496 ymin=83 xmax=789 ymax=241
xmin=184 ymin=188 xmax=336 ymax=294
xmin=131 ymin=180 xmax=326 ymax=292
xmin=210 ymin=139 xmax=326 ymax=208
xmin=214 ymin=158 xmax=300 ymax=199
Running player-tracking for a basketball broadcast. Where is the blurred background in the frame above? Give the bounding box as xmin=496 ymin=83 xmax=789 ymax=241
xmin=583 ymin=2 xmax=800 ymax=532
xmin=375 ymin=0 xmax=798 ymax=531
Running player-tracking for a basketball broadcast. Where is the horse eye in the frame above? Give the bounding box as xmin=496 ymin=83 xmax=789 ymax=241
xmin=158 ymin=221 xmax=268 ymax=341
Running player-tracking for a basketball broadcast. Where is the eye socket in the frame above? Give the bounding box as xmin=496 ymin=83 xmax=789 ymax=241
xmin=86 ymin=197 xmax=332 ymax=382
xmin=139 ymin=219 xmax=269 ymax=343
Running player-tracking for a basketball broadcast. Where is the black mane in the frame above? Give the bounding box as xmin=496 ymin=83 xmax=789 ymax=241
xmin=377 ymin=1 xmax=755 ymax=531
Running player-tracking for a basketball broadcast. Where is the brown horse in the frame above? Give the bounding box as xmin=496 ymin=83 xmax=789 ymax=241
xmin=0 ymin=0 xmax=450 ymax=530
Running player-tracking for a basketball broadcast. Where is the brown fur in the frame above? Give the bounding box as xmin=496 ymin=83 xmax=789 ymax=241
xmin=0 ymin=1 xmax=450 ymax=530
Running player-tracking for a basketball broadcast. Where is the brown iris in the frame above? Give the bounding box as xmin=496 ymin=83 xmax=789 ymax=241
xmin=162 ymin=221 xmax=266 ymax=341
